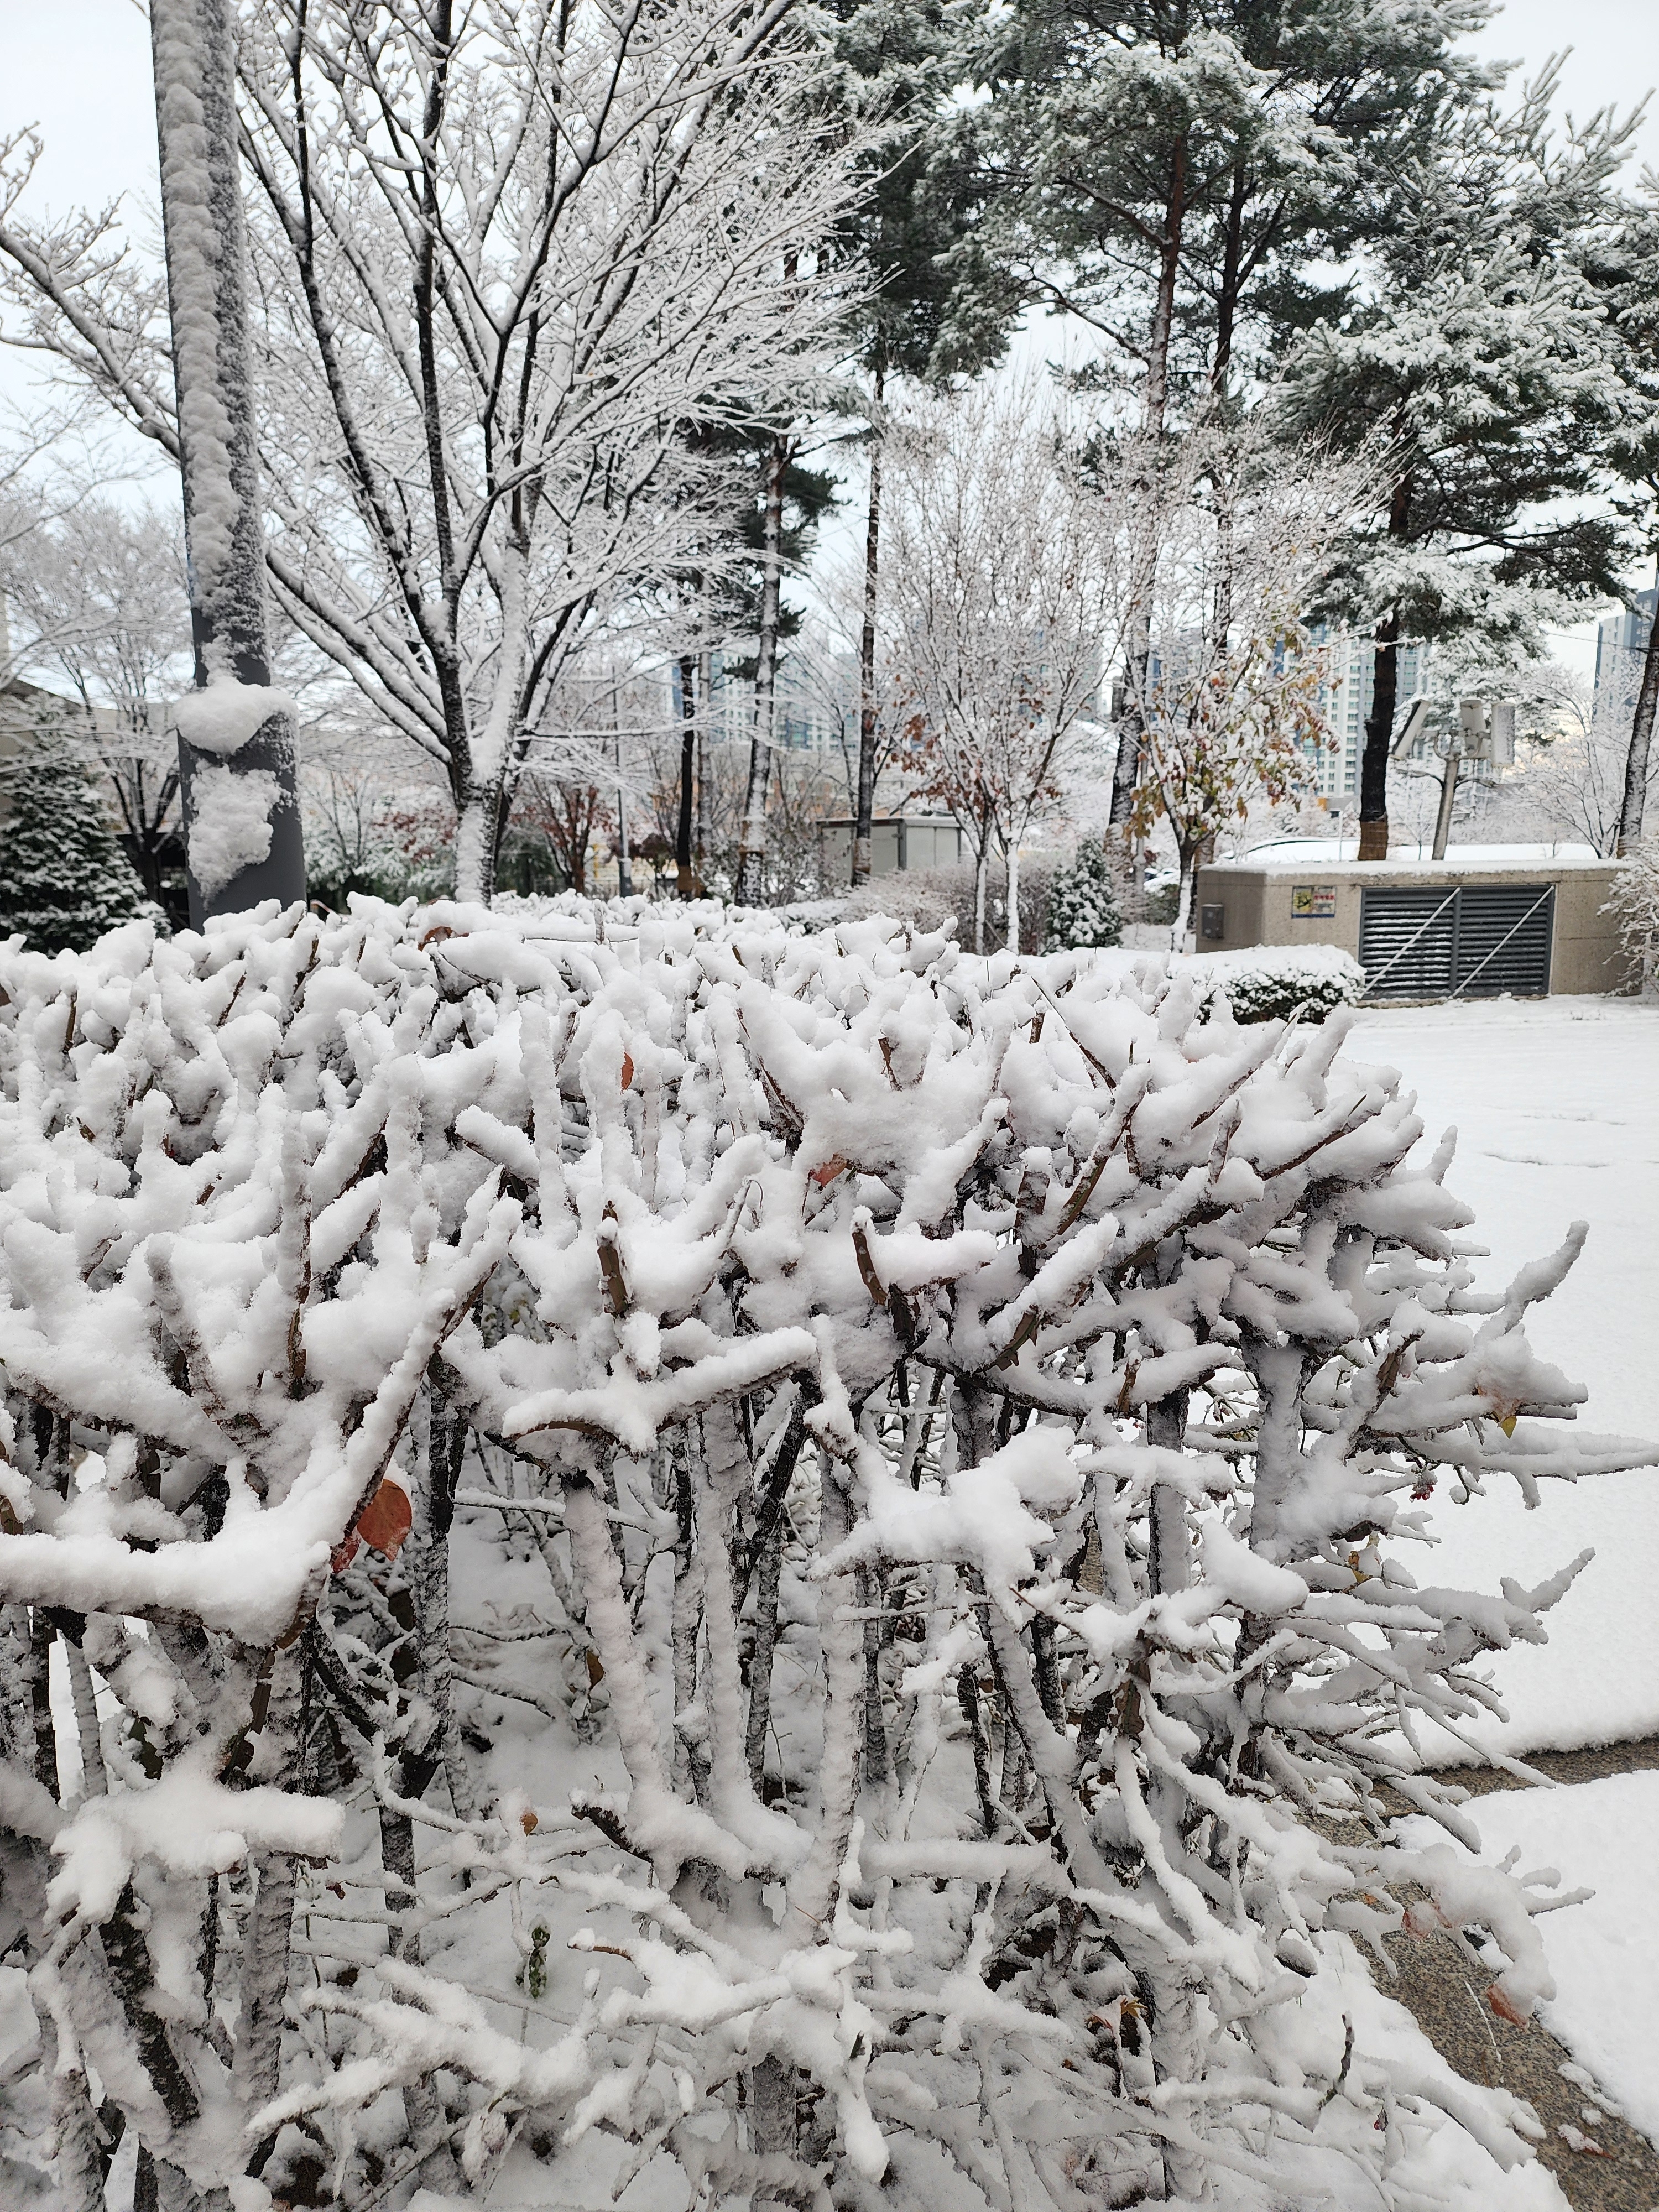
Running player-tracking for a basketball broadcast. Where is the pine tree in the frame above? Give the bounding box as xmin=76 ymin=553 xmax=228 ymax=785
xmin=1283 ymin=68 xmax=1640 ymax=857
xmin=825 ymin=0 xmax=1021 ymax=885
xmin=965 ymin=0 xmax=1494 ymax=428
xmin=0 ymin=727 xmax=153 ymax=953
xmin=961 ymin=1 xmax=1511 ymax=826
xmin=1045 ymin=834 xmax=1123 ymax=950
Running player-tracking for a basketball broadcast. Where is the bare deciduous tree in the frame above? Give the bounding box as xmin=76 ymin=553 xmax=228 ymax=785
xmin=882 ymin=379 xmax=1125 ymax=952
xmin=0 ymin=0 xmax=859 ymax=901
xmin=1128 ymin=421 xmax=1383 ymax=942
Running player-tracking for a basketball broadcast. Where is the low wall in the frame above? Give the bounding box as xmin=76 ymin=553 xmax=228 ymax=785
xmin=1192 ymin=854 xmax=1633 ymax=998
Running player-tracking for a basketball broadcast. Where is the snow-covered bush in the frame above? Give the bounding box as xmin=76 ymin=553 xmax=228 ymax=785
xmin=1045 ymin=838 xmax=1123 ymax=951
xmin=1609 ymin=841 xmax=1659 ymax=992
xmin=0 ymin=728 xmax=157 ymax=953
xmin=0 ymin=898 xmax=1643 ymax=2209
xmin=1191 ymin=941 xmax=1368 ymax=1024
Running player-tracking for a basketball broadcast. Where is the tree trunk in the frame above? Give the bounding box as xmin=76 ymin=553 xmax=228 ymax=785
xmin=615 ymin=782 xmax=633 ymax=897
xmin=1358 ymin=613 xmax=1400 ymax=860
xmin=1109 ymin=659 xmax=1144 ymax=830
xmin=1173 ymin=842 xmax=1198 ymax=953
xmin=1618 ymin=592 xmax=1659 ymax=855
xmin=1357 ymin=472 xmax=1413 ymax=861
xmin=1142 ymin=138 xmax=1187 ymax=444
xmin=853 ymin=370 xmax=884 ymax=888
xmin=1004 ymin=837 xmax=1020 ymax=956
xmin=455 ymin=785 xmax=499 ymax=905
xmin=736 ymin=436 xmax=787 ymax=906
xmin=676 ymin=655 xmax=698 ymax=897
xmin=44 ymin=2022 xmax=105 ymax=2212
xmin=150 ymin=0 xmax=305 ymax=925
xmin=1209 ymin=157 xmax=1247 ymax=397
xmin=696 ymin=651 xmax=711 ymax=878
xmin=1108 ymin=152 xmax=1185 ymax=844
xmin=233 ymin=1635 xmax=309 ymax=2167
xmin=972 ymin=830 xmax=989 ymax=955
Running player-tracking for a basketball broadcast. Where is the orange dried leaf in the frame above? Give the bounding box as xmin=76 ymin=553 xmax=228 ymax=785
xmin=520 ymin=1808 xmax=540 ymax=1836
xmin=810 ymin=1156 xmax=847 ymax=1187
xmin=620 ymin=1051 xmax=635 ymax=1089
xmin=354 ymin=1478 xmax=413 ymax=1559
xmin=1486 ymin=1984 xmax=1530 ymax=2027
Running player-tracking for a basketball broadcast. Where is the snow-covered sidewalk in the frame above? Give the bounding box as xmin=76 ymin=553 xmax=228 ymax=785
xmin=1347 ymin=994 xmax=1659 ymax=1761
xmin=1398 ymin=1770 xmax=1659 ymax=2152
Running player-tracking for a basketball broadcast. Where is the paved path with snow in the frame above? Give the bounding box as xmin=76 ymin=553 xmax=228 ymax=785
xmin=1345 ymin=996 xmax=1659 ymax=1764
xmin=1381 ymin=1743 xmax=1659 ymax=2206
xmin=1336 ymin=997 xmax=1659 ymax=2203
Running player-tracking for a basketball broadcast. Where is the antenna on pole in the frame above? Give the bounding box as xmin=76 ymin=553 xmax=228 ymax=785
xmin=1390 ymin=696 xmax=1434 ymax=760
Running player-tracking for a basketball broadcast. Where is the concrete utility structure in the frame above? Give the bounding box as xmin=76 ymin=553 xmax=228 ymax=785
xmin=816 ymin=815 xmax=964 ymax=880
xmin=1193 ymin=849 xmax=1633 ymax=1000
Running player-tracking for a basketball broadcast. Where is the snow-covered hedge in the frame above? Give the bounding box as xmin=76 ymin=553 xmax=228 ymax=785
xmin=1190 ymin=941 xmax=1368 ymax=1024
xmin=0 ymin=896 xmax=1641 ymax=2209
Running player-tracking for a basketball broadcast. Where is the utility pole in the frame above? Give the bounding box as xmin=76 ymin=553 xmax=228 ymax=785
xmin=152 ymin=0 xmax=304 ymax=925
xmin=1391 ymin=696 xmax=1514 ymax=861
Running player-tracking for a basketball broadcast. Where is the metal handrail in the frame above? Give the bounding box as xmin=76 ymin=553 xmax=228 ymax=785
xmin=1446 ymin=888 xmax=1553 ymax=1001
xmin=1359 ymin=889 xmax=1460 ymax=997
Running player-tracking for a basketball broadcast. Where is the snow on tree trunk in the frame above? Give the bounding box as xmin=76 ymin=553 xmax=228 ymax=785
xmin=150 ymin=0 xmax=304 ymax=925
xmin=1173 ymin=844 xmax=1198 ymax=952
xmin=0 ymin=900 xmax=1648 ymax=2204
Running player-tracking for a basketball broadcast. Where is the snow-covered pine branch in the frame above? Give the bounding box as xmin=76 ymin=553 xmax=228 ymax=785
xmin=0 ymin=896 xmax=1646 ymax=2207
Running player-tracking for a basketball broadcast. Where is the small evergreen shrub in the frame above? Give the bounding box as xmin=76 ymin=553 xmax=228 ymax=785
xmin=1144 ymin=879 xmax=1180 ymax=926
xmin=1191 ymin=943 xmax=1365 ymax=1024
xmin=0 ymin=731 xmax=154 ymax=953
xmin=1045 ymin=837 xmax=1122 ymax=948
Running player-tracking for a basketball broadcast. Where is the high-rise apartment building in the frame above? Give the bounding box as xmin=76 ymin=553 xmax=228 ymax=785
xmin=1307 ymin=632 xmax=1432 ymax=796
xmin=1593 ymin=586 xmax=1657 ymax=711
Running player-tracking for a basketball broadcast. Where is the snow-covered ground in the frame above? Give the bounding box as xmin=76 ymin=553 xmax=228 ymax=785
xmin=1399 ymin=1771 xmax=1659 ymax=2148
xmin=1345 ymin=994 xmax=1659 ymax=1760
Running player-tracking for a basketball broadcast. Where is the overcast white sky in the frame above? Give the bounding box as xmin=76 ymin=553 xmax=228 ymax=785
xmin=4 ymin=0 xmax=1652 ymax=221
xmin=2 ymin=0 xmax=1655 ymax=669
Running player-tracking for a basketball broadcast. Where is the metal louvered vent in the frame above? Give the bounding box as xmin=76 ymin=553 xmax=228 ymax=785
xmin=1359 ymin=884 xmax=1553 ymax=1001
xmin=1357 ymin=889 xmax=1457 ymax=1000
